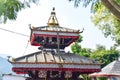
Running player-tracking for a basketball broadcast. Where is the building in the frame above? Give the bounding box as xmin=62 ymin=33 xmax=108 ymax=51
xmin=89 ymin=60 xmax=120 ymax=80
xmin=11 ymin=8 xmax=101 ymax=80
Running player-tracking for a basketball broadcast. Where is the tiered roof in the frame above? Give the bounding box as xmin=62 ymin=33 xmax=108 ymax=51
xmin=11 ymin=8 xmax=101 ymax=79
xmin=12 ymin=50 xmax=101 ymax=74
xmin=30 ymin=8 xmax=80 ymax=49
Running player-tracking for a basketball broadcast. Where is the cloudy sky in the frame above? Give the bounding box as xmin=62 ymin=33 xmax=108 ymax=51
xmin=0 ymin=0 xmax=115 ymax=58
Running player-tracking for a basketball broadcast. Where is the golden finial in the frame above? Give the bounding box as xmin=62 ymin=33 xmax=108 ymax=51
xmin=53 ymin=7 xmax=55 ymax=11
xmin=51 ymin=7 xmax=56 ymax=15
xmin=47 ymin=7 xmax=59 ymax=27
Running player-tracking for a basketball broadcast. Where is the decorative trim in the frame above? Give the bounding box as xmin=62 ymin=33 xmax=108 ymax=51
xmin=12 ymin=67 xmax=101 ymax=74
xmin=11 ymin=62 xmax=101 ymax=65
xmin=32 ymin=29 xmax=80 ymax=33
xmin=33 ymin=31 xmax=78 ymax=36
xmin=12 ymin=63 xmax=100 ymax=69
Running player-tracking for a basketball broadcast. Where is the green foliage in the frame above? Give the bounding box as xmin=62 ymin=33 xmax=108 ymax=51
xmin=90 ymin=45 xmax=119 ymax=68
xmin=69 ymin=0 xmax=100 ymax=13
xmin=71 ymin=34 xmax=91 ymax=57
xmin=77 ymin=34 xmax=83 ymax=43
xmin=71 ymin=42 xmax=82 ymax=54
xmin=115 ymin=0 xmax=120 ymax=5
xmin=69 ymin=0 xmax=98 ymax=7
xmin=97 ymin=77 xmax=107 ymax=80
xmin=71 ymin=44 xmax=119 ymax=79
xmin=69 ymin=0 xmax=120 ymax=45
xmin=91 ymin=1 xmax=120 ymax=45
xmin=69 ymin=0 xmax=120 ymax=12
xmin=0 ymin=0 xmax=39 ymax=23
xmin=69 ymin=0 xmax=120 ymax=79
xmin=71 ymin=42 xmax=91 ymax=57
xmin=71 ymin=43 xmax=119 ymax=68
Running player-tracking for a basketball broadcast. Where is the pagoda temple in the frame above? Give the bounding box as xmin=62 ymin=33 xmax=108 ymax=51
xmin=11 ymin=8 xmax=101 ymax=80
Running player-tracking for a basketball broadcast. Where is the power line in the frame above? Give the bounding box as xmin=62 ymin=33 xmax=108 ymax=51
xmin=0 ymin=27 xmax=29 ymax=37
xmin=0 ymin=27 xmax=30 ymax=55
xmin=23 ymin=40 xmax=30 ymax=56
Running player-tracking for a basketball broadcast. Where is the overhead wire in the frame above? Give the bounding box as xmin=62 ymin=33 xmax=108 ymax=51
xmin=0 ymin=27 xmax=29 ymax=37
xmin=0 ymin=27 xmax=30 ymax=55
xmin=23 ymin=40 xmax=30 ymax=56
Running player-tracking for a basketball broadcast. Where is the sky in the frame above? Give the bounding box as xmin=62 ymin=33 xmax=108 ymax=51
xmin=0 ymin=0 xmax=115 ymax=58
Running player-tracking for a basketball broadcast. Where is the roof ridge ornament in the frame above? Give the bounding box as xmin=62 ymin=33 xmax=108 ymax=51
xmin=47 ymin=7 xmax=59 ymax=27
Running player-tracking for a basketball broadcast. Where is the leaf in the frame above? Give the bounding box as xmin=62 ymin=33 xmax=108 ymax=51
xmin=0 ymin=0 xmax=39 ymax=23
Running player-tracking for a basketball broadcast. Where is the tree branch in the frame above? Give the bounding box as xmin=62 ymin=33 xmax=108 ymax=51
xmin=101 ymin=0 xmax=120 ymax=20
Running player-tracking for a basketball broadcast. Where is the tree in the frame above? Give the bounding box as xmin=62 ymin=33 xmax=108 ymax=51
xmin=71 ymin=43 xmax=82 ymax=54
xmin=69 ymin=0 xmax=120 ymax=45
xmin=71 ymin=43 xmax=91 ymax=57
xmin=90 ymin=44 xmax=119 ymax=68
xmin=101 ymin=0 xmax=120 ymax=20
xmin=69 ymin=0 xmax=120 ymax=20
xmin=0 ymin=0 xmax=39 ymax=23
xmin=71 ymin=34 xmax=91 ymax=57
xmin=71 ymin=43 xmax=119 ymax=68
xmin=91 ymin=0 xmax=120 ymax=45
xmin=71 ymin=42 xmax=91 ymax=80
xmin=71 ymin=44 xmax=119 ymax=80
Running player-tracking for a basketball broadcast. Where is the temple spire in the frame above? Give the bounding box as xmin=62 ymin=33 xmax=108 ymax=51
xmin=47 ymin=7 xmax=59 ymax=27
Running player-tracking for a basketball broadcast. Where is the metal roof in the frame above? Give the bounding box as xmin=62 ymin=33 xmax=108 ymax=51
xmin=31 ymin=26 xmax=80 ymax=33
xmin=12 ymin=50 xmax=98 ymax=64
xmin=89 ymin=60 xmax=120 ymax=77
xmin=11 ymin=50 xmax=101 ymax=74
